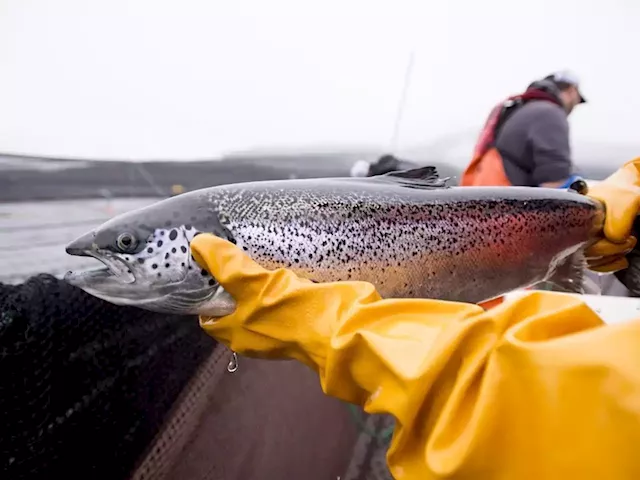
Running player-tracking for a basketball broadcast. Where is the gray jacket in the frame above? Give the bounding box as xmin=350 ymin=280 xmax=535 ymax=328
xmin=495 ymin=80 xmax=573 ymax=186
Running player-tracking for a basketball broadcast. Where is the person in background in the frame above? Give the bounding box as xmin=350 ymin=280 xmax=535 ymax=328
xmin=190 ymin=157 xmax=640 ymax=479
xmin=460 ymin=71 xmax=587 ymax=187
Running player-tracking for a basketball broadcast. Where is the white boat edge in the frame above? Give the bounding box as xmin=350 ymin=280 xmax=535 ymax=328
xmin=504 ymin=289 xmax=639 ymax=326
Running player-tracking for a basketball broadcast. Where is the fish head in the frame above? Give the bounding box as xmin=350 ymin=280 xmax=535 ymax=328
xmin=64 ymin=194 xmax=236 ymax=316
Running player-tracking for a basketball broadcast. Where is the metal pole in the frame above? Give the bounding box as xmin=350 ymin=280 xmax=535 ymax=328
xmin=389 ymin=50 xmax=416 ymax=152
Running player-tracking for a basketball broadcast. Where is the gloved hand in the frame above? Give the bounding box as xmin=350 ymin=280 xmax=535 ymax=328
xmin=190 ymin=233 xmax=640 ymax=480
xmin=190 ymin=232 xmax=392 ymax=367
xmin=585 ymin=157 xmax=640 ymax=272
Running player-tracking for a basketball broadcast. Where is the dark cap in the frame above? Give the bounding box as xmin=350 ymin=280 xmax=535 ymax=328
xmin=544 ymin=70 xmax=587 ymax=104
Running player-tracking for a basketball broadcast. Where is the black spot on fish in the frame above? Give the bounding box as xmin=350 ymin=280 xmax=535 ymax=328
xmin=165 ymin=253 xmax=170 ymax=259
xmin=169 ymin=229 xmax=178 ymax=240
xmin=171 ymin=247 xmax=176 ymax=253
xmin=157 ymin=272 xmax=162 ymax=278
xmin=186 ymin=224 xmax=193 ymax=230
xmin=188 ymin=266 xmax=193 ymax=270
xmin=157 ymin=240 xmax=163 ymax=248
xmin=137 ymin=258 xmax=145 ymax=264
xmin=181 ymin=262 xmax=185 ymax=267
xmin=181 ymin=246 xmax=187 ymax=253
xmin=160 ymin=231 xmax=165 ymax=236
xmin=165 ymin=263 xmax=170 ymax=268
xmin=152 ymin=264 xmax=158 ymax=269
xmin=200 ymin=269 xmax=208 ymax=276
xmin=208 ymin=279 xmax=215 ymax=286
xmin=147 ymin=247 xmax=153 ymax=254
xmin=127 ymin=269 xmax=131 ymax=273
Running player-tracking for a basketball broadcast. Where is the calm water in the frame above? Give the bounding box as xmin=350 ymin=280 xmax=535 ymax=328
xmin=0 ymin=197 xmax=160 ymax=284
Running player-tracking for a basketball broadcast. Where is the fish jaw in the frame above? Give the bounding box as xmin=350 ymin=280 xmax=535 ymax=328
xmin=63 ymin=267 xmax=150 ymax=307
xmin=64 ymin=231 xmax=138 ymax=285
xmin=64 ymin=269 xmax=236 ymax=316
xmin=64 ymin=248 xmax=150 ymax=301
xmin=66 ymin=248 xmax=136 ymax=284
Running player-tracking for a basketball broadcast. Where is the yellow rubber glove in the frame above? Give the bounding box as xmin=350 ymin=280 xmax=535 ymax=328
xmin=191 ymin=234 xmax=640 ymax=480
xmin=585 ymin=157 xmax=640 ymax=272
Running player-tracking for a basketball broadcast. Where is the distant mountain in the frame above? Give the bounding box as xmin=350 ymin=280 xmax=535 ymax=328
xmin=0 ymin=152 xmax=361 ymax=202
xmin=0 ymin=140 xmax=632 ymax=202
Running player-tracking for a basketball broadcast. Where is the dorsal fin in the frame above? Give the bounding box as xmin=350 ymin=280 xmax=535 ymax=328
xmin=373 ymin=166 xmax=450 ymax=189
xmin=384 ymin=166 xmax=440 ymax=181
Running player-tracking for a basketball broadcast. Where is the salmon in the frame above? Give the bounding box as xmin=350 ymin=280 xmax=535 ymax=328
xmin=64 ymin=167 xmax=604 ymax=315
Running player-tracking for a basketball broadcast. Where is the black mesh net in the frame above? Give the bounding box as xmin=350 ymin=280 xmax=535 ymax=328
xmin=0 ymin=274 xmax=216 ymax=480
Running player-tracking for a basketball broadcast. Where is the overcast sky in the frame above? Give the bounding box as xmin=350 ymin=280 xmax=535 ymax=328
xmin=1 ymin=0 xmax=639 ymax=164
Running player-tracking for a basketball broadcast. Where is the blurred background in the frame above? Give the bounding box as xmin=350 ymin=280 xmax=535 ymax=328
xmin=2 ymin=0 xmax=639 ymax=284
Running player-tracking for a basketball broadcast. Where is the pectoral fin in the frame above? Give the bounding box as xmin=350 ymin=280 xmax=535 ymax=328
xmin=198 ymin=287 xmax=237 ymax=317
xmin=544 ymin=251 xmax=601 ymax=295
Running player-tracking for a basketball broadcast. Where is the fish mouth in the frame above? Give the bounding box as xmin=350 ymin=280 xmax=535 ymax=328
xmin=65 ymin=249 xmax=136 ymax=286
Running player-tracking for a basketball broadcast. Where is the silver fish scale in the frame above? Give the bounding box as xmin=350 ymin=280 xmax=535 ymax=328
xmin=208 ymin=182 xmax=599 ymax=304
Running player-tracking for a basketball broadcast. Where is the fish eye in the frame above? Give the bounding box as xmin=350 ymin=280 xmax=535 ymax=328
xmin=116 ymin=232 xmax=138 ymax=252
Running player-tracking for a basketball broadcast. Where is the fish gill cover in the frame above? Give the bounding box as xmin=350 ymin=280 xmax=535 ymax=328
xmin=0 ymin=274 xmax=216 ymax=480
